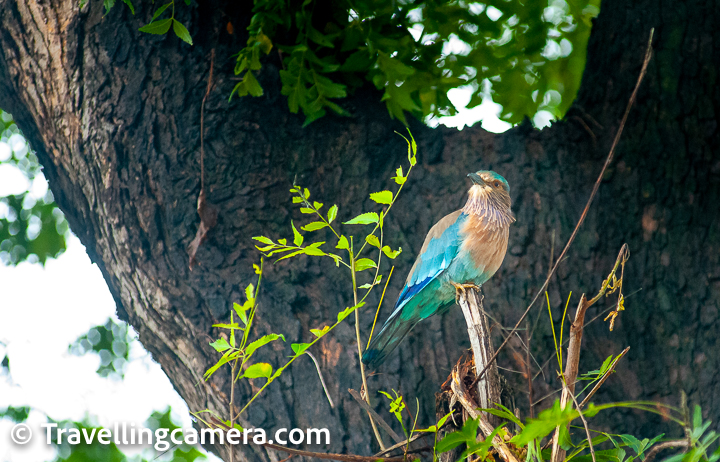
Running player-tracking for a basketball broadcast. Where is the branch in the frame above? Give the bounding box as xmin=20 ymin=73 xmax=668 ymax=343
xmin=551 ymin=246 xmax=630 ymax=462
xmin=471 ymin=27 xmax=655 ymax=390
xmin=348 ymin=388 xmax=404 ymax=444
xmin=579 ymin=346 xmax=630 ymax=409
xmin=263 ymin=443 xmax=406 ymax=462
xmin=455 ymin=285 xmax=501 ymax=414
xmin=643 ymin=440 xmax=690 ymax=462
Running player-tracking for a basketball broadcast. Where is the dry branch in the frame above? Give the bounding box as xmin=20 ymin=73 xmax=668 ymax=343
xmin=455 ymin=286 xmax=501 ymax=413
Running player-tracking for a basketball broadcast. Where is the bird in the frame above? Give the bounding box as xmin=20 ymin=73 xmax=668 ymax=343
xmin=362 ymin=170 xmax=515 ymax=368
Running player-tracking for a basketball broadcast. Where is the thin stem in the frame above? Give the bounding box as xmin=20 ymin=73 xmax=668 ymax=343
xmin=350 ymin=245 xmax=386 ymax=450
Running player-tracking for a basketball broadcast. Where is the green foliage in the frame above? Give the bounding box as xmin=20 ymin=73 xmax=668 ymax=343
xmin=69 ymin=318 xmax=132 ymax=379
xmin=229 ymin=0 xmax=601 ymax=125
xmin=0 ymin=405 xmax=30 ymax=423
xmin=0 ymin=110 xmax=68 ymax=265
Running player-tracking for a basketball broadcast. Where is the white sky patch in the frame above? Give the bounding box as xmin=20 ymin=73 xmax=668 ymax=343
xmin=435 ymin=84 xmax=513 ymax=133
xmin=0 ymin=164 xmax=30 ymax=196
xmin=0 ymin=235 xmax=217 ymax=461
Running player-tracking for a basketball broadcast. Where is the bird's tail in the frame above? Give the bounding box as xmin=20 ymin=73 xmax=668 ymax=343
xmin=362 ymin=309 xmax=417 ymax=369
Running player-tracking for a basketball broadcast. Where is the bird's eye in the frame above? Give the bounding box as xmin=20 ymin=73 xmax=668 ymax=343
xmin=493 ymin=181 xmax=501 ymax=188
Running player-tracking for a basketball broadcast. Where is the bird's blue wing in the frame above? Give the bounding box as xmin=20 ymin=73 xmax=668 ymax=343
xmin=394 ymin=212 xmax=467 ymax=310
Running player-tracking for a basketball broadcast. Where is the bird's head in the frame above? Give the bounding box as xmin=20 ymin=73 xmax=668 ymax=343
xmin=464 ymin=170 xmax=514 ymax=220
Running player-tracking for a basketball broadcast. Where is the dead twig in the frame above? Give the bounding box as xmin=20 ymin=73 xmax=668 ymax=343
xmin=579 ymin=346 xmax=630 ymax=409
xmin=373 ymin=433 xmax=428 ymax=458
xmin=306 ymin=351 xmax=334 ymax=408
xmin=348 ymin=388 xmax=404 ymax=444
xmin=471 ymin=26 xmax=654 ymax=391
xmin=454 ymin=284 xmax=501 ymax=415
xmin=643 ymin=440 xmax=690 ymax=462
xmin=567 ymin=386 xmax=597 ymax=462
xmin=263 ymin=442 xmax=406 ymax=462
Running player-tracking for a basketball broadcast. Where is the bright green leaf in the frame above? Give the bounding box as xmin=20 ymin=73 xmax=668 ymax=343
xmin=344 ymin=212 xmax=379 ymax=225
xmin=241 ymin=362 xmax=273 ymax=379
xmin=245 ymin=334 xmax=285 ymax=358
xmin=302 ymin=222 xmax=328 ymax=232
xmin=365 ymin=235 xmax=380 ymax=248
xmin=369 ymin=190 xmax=393 ymax=205
xmin=328 ymin=205 xmax=338 ymax=223
xmin=210 ymin=338 xmax=231 ymax=352
xmin=310 ymin=326 xmax=330 ymax=338
xmin=291 ymin=343 xmax=311 ymax=355
xmin=291 ymin=220 xmax=303 ymax=246
xmin=336 ymin=236 xmax=349 ymax=250
xmin=354 ymin=258 xmax=376 ymax=272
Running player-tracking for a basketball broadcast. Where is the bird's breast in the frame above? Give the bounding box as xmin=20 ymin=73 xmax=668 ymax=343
xmin=458 ymin=213 xmax=510 ymax=281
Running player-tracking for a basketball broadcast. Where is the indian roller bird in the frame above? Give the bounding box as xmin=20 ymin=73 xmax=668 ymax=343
xmin=362 ymin=171 xmax=515 ymax=368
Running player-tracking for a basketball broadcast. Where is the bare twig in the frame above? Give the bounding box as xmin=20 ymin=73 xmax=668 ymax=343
xmin=306 ymin=351 xmax=335 ymax=408
xmin=579 ymin=346 xmax=630 ymax=409
xmin=373 ymin=433 xmax=427 ymax=458
xmin=263 ymin=442 xmax=406 ymax=462
xmin=567 ymin=387 xmax=597 ymax=462
xmin=643 ymin=440 xmax=690 ymax=462
xmin=471 ymin=27 xmax=654 ymax=390
xmin=348 ymin=388 xmax=404 ymax=444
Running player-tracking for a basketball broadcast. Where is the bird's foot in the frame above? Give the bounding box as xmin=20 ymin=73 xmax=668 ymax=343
xmin=451 ymin=282 xmax=480 ymax=304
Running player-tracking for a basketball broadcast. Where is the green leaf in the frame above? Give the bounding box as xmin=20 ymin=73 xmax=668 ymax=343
xmin=310 ymin=326 xmax=330 ymax=338
xmin=291 ymin=343 xmax=311 ymax=355
xmin=212 ymin=323 xmax=242 ymax=330
xmin=139 ymin=18 xmax=172 ymax=35
xmin=392 ymin=166 xmax=406 ymax=185
xmin=313 ymin=201 xmax=323 ymax=210
xmin=241 ymin=362 xmax=273 ymax=379
xmin=369 ymin=190 xmax=393 ymax=205
xmin=365 ymin=235 xmax=380 ymax=248
xmin=336 ymin=236 xmax=349 ymax=250
xmin=243 ymin=71 xmax=263 ymax=97
xmin=253 ymin=236 xmax=273 ymax=245
xmin=122 ymin=0 xmax=135 ymax=14
xmin=245 ymin=334 xmax=285 ymax=358
xmin=337 ymin=302 xmax=364 ymax=322
xmin=344 ymin=212 xmax=379 ymax=225
xmin=151 ymin=2 xmax=171 ymax=21
xmin=304 ymin=242 xmax=326 ymax=256
xmin=291 ymin=220 xmax=303 ymax=246
xmin=204 ymin=349 xmax=239 ymax=379
xmin=302 ymin=222 xmax=328 ymax=232
xmin=292 ymin=196 xmax=303 ymax=203
xmin=437 ymin=418 xmax=480 ymax=453
xmin=354 ymin=258 xmax=377 ymax=272
xmin=172 ymin=19 xmax=193 ymax=45
xmin=233 ymin=302 xmax=248 ymax=324
xmin=327 ymin=205 xmax=338 ymax=223
xmin=300 ymin=207 xmax=314 ymax=214
xmin=210 ymin=338 xmax=231 ymax=352
xmin=381 ymin=245 xmax=402 ymax=259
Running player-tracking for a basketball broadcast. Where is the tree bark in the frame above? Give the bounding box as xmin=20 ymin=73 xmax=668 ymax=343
xmin=0 ymin=0 xmax=718 ymax=460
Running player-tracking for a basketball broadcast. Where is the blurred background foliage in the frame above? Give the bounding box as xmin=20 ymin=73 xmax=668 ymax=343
xmin=232 ymin=0 xmax=600 ymax=125
xmin=0 ymin=110 xmax=68 ymax=266
xmin=69 ymin=319 xmax=133 ymax=380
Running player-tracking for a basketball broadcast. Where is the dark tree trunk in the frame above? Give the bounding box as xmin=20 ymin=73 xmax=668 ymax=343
xmin=0 ymin=0 xmax=718 ymax=460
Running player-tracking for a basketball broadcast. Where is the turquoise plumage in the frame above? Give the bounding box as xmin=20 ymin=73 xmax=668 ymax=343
xmin=362 ymin=171 xmax=515 ymax=368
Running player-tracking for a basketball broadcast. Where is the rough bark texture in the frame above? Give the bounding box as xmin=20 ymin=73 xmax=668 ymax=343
xmin=0 ymin=0 xmax=718 ymax=460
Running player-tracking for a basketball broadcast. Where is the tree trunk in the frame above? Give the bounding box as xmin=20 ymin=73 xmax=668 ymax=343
xmin=0 ymin=0 xmax=717 ymax=460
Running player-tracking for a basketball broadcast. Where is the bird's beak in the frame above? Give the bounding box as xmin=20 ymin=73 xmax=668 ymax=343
xmin=467 ymin=172 xmax=484 ymax=185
